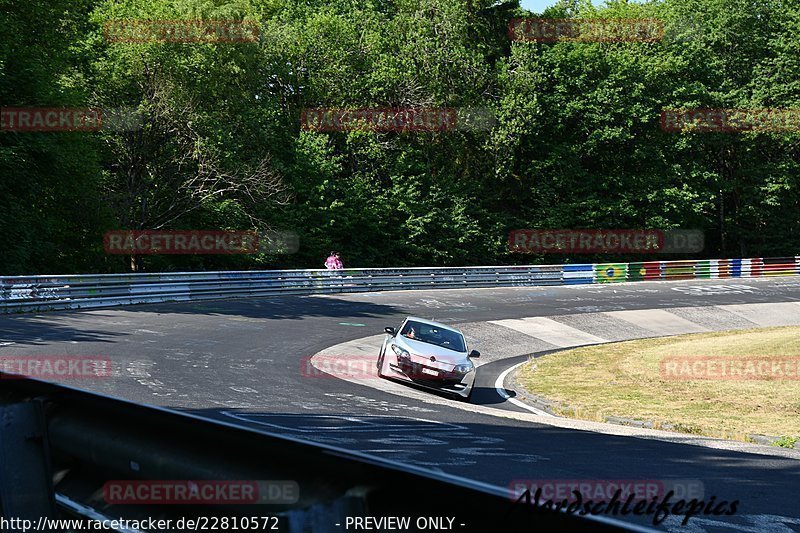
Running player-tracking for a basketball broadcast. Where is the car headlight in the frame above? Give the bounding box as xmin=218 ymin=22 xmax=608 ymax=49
xmin=391 ymin=344 xmax=410 ymax=359
xmin=454 ymin=361 xmax=474 ymax=374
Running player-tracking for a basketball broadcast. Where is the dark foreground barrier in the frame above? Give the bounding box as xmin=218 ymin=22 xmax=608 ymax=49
xmin=0 ymin=376 xmax=647 ymax=532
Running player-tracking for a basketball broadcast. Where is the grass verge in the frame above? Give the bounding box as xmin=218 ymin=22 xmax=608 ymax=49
xmin=516 ymin=326 xmax=800 ymax=445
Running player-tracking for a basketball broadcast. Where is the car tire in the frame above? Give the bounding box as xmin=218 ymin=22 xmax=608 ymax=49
xmin=451 ymin=389 xmax=472 ymax=403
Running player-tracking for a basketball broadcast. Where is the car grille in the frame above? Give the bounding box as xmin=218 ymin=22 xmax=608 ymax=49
xmin=398 ymin=360 xmax=460 ymax=384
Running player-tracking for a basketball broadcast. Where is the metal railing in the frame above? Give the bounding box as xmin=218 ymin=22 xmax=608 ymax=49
xmin=0 ymin=376 xmax=636 ymax=532
xmin=1 ymin=257 xmax=798 ymax=314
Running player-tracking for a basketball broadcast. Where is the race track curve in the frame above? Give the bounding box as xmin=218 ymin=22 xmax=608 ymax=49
xmin=1 ymin=277 xmax=799 ymax=532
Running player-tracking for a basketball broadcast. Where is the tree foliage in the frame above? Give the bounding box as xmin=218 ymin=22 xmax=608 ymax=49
xmin=1 ymin=0 xmax=799 ymax=273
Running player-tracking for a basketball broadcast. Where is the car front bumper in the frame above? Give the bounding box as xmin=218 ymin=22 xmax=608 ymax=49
xmin=388 ymin=360 xmax=475 ymax=398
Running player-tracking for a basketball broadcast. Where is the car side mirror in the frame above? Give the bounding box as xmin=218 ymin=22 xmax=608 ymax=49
xmin=384 ymin=327 xmax=396 ymax=335
xmin=469 ymin=349 xmax=480 ymax=358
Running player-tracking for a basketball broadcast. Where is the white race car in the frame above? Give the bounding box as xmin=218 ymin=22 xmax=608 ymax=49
xmin=377 ymin=317 xmax=479 ymax=401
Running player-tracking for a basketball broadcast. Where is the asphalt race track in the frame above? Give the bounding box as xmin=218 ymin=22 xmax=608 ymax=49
xmin=1 ymin=277 xmax=800 ymax=532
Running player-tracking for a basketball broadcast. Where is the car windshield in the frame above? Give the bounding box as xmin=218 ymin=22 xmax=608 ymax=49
xmin=400 ymin=321 xmax=466 ymax=352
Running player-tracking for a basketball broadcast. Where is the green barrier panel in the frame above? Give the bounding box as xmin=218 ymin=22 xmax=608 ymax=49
xmin=663 ymin=261 xmax=695 ymax=280
xmin=694 ymin=260 xmax=712 ymax=279
xmin=594 ymin=263 xmax=627 ymax=283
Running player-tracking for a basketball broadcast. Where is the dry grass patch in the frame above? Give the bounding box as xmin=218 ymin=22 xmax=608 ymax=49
xmin=516 ymin=326 xmax=800 ymax=444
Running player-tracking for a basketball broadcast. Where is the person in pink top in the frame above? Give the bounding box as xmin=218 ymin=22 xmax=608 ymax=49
xmin=324 ymin=251 xmax=343 ymax=270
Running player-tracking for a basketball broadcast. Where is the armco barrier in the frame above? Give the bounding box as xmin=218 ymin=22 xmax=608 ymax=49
xmin=0 ymin=377 xmax=624 ymax=532
xmin=1 ymin=257 xmax=798 ymax=313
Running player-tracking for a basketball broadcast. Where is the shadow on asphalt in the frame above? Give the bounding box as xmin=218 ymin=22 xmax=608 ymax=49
xmin=0 ymin=296 xmax=406 ymax=346
xmin=176 ymin=407 xmax=800 ymax=531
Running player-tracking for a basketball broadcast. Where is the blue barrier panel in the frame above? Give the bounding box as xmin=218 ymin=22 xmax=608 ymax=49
xmin=562 ymin=264 xmax=593 ymax=285
xmin=730 ymin=258 xmax=742 ymax=278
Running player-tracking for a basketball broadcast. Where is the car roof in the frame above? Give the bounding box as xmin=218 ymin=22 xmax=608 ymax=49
xmin=403 ymin=316 xmax=462 ymax=334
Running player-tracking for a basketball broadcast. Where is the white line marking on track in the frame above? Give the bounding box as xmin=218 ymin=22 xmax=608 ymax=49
xmin=719 ymin=302 xmax=800 ymax=327
xmin=230 ymin=386 xmax=258 ymax=393
xmin=495 ymin=360 xmax=555 ymax=417
xmin=220 ymin=412 xmax=466 ymax=432
xmin=604 ymin=308 xmax=710 ymax=335
xmin=491 ymin=316 xmax=607 ymax=347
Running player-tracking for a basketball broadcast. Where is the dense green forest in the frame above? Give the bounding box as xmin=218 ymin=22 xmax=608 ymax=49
xmin=1 ymin=0 xmax=799 ymax=274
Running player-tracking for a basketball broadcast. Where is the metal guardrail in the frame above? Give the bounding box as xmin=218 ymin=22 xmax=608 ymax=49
xmin=1 ymin=257 xmax=798 ymax=313
xmin=0 ymin=376 xmax=641 ymax=532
